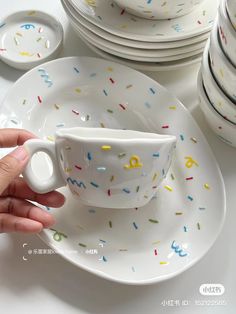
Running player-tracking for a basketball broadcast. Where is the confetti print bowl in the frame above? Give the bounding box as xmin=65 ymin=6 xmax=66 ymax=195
xmin=209 ymin=18 xmax=236 ymax=102
xmin=198 ymin=72 xmax=236 ymax=147
xmin=226 ymin=0 xmax=236 ymax=30
xmin=113 ymin=0 xmax=205 ymax=20
xmin=0 ymin=10 xmax=63 ymax=70
xmin=201 ymin=40 xmax=236 ymax=124
xmin=23 ymin=127 xmax=176 ymax=209
xmin=218 ymin=0 xmax=236 ymax=67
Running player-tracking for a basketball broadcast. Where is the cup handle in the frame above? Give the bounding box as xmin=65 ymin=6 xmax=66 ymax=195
xmin=23 ymin=139 xmax=66 ymax=194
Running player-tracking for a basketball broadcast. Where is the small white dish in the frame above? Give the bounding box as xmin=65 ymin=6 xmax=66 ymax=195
xmin=201 ymin=40 xmax=236 ymax=124
xmin=73 ymin=20 xmax=204 ymax=63
xmin=80 ymin=39 xmax=202 ymax=72
xmin=0 ymin=56 xmax=226 ymax=284
xmin=226 ymin=0 xmax=236 ymax=30
xmin=68 ymin=0 xmax=218 ymax=42
xmin=0 ymin=10 xmax=63 ymax=70
xmin=114 ymin=0 xmax=204 ymax=20
xmin=218 ymin=0 xmax=236 ymax=67
xmin=209 ymin=17 xmax=236 ymax=102
xmin=63 ymin=0 xmax=206 ymax=59
xmin=198 ymin=72 xmax=236 ymax=147
xmin=65 ymin=1 xmax=210 ymax=50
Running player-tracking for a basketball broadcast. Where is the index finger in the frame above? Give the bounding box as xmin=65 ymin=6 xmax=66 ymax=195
xmin=0 ymin=129 xmax=37 ymax=148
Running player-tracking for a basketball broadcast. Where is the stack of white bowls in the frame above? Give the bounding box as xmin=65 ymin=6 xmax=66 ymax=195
xmin=61 ymin=0 xmax=219 ymax=71
xmin=198 ymin=0 xmax=236 ymax=147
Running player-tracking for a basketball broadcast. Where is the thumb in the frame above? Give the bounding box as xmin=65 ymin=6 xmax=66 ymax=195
xmin=0 ymin=146 xmax=29 ymax=194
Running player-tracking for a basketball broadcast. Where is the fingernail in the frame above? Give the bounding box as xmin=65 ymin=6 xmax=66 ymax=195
xmin=10 ymin=146 xmax=28 ymax=161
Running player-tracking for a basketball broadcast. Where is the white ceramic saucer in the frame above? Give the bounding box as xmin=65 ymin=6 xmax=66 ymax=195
xmin=80 ymin=40 xmax=203 ymax=71
xmin=64 ymin=0 xmax=206 ymax=60
xmin=62 ymin=0 xmax=210 ymax=51
xmin=0 ymin=10 xmax=63 ymax=70
xmin=0 ymin=57 xmax=225 ymax=285
xmin=68 ymin=0 xmax=218 ymax=42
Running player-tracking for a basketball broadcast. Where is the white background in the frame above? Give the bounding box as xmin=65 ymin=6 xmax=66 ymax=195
xmin=0 ymin=0 xmax=235 ymax=313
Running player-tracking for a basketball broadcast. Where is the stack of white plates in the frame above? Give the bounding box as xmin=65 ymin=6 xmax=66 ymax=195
xmin=61 ymin=0 xmax=219 ymax=71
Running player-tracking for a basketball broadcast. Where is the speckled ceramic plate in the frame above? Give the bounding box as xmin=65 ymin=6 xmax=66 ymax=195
xmin=0 ymin=10 xmax=63 ymax=70
xmin=67 ymin=0 xmax=218 ymax=42
xmin=0 ymin=57 xmax=226 ymax=285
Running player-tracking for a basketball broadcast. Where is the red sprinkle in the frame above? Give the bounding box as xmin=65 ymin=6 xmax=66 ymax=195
xmin=75 ymin=165 xmax=82 ymax=170
xmin=108 ymin=189 xmax=111 ymax=196
xmin=197 ymin=20 xmax=202 ymax=24
xmin=119 ymin=104 xmax=126 ymax=110
xmin=72 ymin=109 xmax=79 ymax=115
xmin=0 ymin=48 xmax=6 ymax=51
xmin=109 ymin=77 xmax=115 ymax=84
xmin=154 ymin=249 xmax=158 ymax=256
xmin=186 ymin=177 xmax=193 ymax=180
xmin=162 ymin=125 xmax=169 ymax=129
xmin=37 ymin=96 xmax=42 ymax=103
xmin=37 ymin=53 xmax=41 ymax=58
xmin=120 ymin=9 xmax=125 ymax=15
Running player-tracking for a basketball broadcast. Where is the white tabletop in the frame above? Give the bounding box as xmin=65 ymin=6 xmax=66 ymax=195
xmin=0 ymin=0 xmax=235 ymax=313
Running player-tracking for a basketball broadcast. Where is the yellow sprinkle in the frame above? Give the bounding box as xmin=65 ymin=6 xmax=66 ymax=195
xmin=28 ymin=10 xmax=36 ymax=15
xmin=110 ymin=175 xmax=114 ymax=182
xmin=107 ymin=67 xmax=113 ymax=72
xmin=19 ymin=51 xmax=34 ymax=57
xmin=204 ymin=183 xmax=210 ymax=190
xmin=54 ymin=104 xmax=60 ymax=109
xmin=65 ymin=167 xmax=72 ymax=173
xmin=164 ymin=185 xmax=173 ymax=192
xmin=47 ymin=136 xmax=54 ymax=142
xmin=121 ymin=24 xmax=128 ymax=29
xmin=16 ymin=32 xmax=23 ymax=37
xmin=152 ymin=240 xmax=160 ymax=245
xmin=75 ymin=88 xmax=81 ymax=93
xmin=160 ymin=261 xmax=168 ymax=265
xmin=219 ymin=69 xmax=224 ymax=78
xmin=169 ymin=106 xmax=176 ymax=110
xmin=101 ymin=145 xmax=111 ymax=151
xmin=152 ymin=172 xmax=158 ymax=181
xmin=85 ymin=0 xmax=96 ymax=6
xmin=100 ymin=122 xmax=105 ymax=128
xmin=175 ymin=212 xmax=183 ymax=215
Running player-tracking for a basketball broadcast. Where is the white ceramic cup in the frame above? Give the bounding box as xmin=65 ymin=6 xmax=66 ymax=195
xmin=23 ymin=127 xmax=176 ymax=209
xmin=198 ymin=71 xmax=236 ymax=148
xmin=226 ymin=0 xmax=236 ymax=30
xmin=209 ymin=17 xmax=236 ymax=102
xmin=218 ymin=0 xmax=236 ymax=67
xmin=113 ymin=0 xmax=205 ymax=20
xmin=201 ymin=39 xmax=236 ymax=124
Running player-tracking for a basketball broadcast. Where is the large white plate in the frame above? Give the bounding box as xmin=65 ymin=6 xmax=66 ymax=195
xmin=63 ymin=0 xmax=206 ymax=61
xmin=68 ymin=0 xmax=218 ymax=42
xmin=0 ymin=57 xmax=226 ymax=285
xmin=62 ymin=0 xmax=209 ymax=53
xmin=80 ymin=39 xmax=203 ymax=71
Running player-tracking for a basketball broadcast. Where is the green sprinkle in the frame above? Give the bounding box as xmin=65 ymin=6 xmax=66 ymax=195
xmin=107 ymin=109 xmax=113 ymax=113
xmin=79 ymin=243 xmax=87 ymax=247
xmin=149 ymin=219 xmax=159 ymax=223
xmin=118 ymin=152 xmax=126 ymax=158
xmin=109 ymin=221 xmax=112 ymax=228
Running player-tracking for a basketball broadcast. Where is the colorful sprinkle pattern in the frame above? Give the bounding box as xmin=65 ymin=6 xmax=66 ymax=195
xmin=0 ymin=57 xmax=225 ymax=284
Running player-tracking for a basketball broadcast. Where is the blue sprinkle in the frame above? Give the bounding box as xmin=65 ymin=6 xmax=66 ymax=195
xmin=162 ymin=169 xmax=165 ymax=176
xmin=74 ymin=67 xmax=80 ymax=73
xmin=132 ymin=266 xmax=135 ymax=272
xmin=99 ymin=239 xmax=106 ymax=243
xmin=183 ymin=226 xmax=188 ymax=232
xmin=153 ymin=153 xmax=160 ymax=157
xmin=149 ymin=87 xmax=156 ymax=94
xmin=87 ymin=152 xmax=92 ymax=160
xmin=103 ymin=89 xmax=108 ymax=96
xmin=102 ymin=256 xmax=107 ymax=262
xmin=97 ymin=166 xmax=106 ymax=172
xmin=199 ymin=207 xmax=206 ymax=210
xmin=46 ymin=207 xmax=51 ymax=211
xmin=88 ymin=209 xmax=96 ymax=213
xmin=56 ymin=123 xmax=65 ymax=128
xmin=90 ymin=182 xmax=99 ymax=188
xmin=0 ymin=23 xmax=6 ymax=28
xmin=187 ymin=195 xmax=193 ymax=201
xmin=133 ymin=222 xmax=138 ymax=229
xmin=180 ymin=134 xmax=184 ymax=141
xmin=123 ymin=188 xmax=130 ymax=194
xmin=97 ymin=15 xmax=102 ymax=20
xmin=144 ymin=101 xmax=151 ymax=108
xmin=90 ymin=72 xmax=97 ymax=77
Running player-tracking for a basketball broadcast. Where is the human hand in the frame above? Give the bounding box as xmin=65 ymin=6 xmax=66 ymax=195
xmin=0 ymin=129 xmax=65 ymax=234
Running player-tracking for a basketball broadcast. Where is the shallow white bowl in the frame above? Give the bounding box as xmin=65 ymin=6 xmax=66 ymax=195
xmin=198 ymin=72 xmax=236 ymax=148
xmin=202 ymin=40 xmax=236 ymax=124
xmin=114 ymin=0 xmax=205 ymax=20
xmin=209 ymin=17 xmax=236 ymax=102
xmin=226 ymin=0 xmax=236 ymax=30
xmin=218 ymin=0 xmax=236 ymax=67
